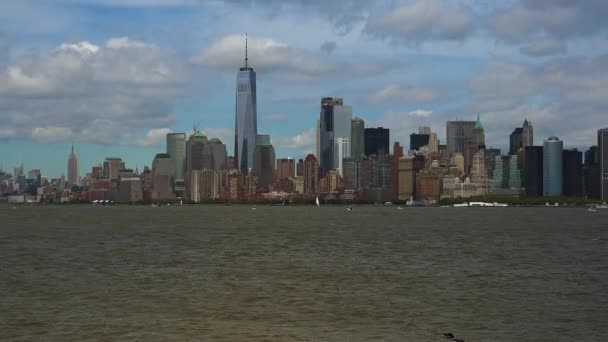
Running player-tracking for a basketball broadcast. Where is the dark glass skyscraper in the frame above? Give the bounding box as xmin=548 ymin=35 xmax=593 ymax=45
xmin=364 ymin=127 xmax=389 ymax=156
xmin=351 ymin=117 xmax=365 ymax=161
xmin=562 ymin=149 xmax=583 ymax=197
xmin=234 ymin=37 xmax=258 ymax=173
xmin=543 ymin=136 xmax=563 ymax=196
xmin=599 ymin=128 xmax=608 ymax=201
xmin=410 ymin=133 xmax=429 ymax=151
xmin=524 ymin=146 xmax=543 ymax=197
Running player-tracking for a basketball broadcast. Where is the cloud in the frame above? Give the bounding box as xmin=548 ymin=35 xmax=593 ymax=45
xmin=262 ymin=113 xmax=288 ymax=122
xmin=367 ymin=84 xmax=440 ymax=104
xmin=520 ymin=38 xmax=567 ymax=57
xmin=465 ymin=54 xmax=608 ymax=147
xmin=31 ymin=126 xmax=73 ymax=143
xmin=320 ymin=41 xmax=337 ymax=55
xmin=408 ymin=109 xmax=432 ymax=117
xmin=275 ymin=128 xmax=315 ymax=150
xmin=489 ymin=0 xmax=608 ymax=43
xmin=364 ymin=0 xmax=476 ymax=45
xmin=192 ymin=34 xmax=401 ymax=81
xmin=135 ymin=128 xmax=172 ymax=147
xmin=0 ymin=37 xmax=187 ymax=146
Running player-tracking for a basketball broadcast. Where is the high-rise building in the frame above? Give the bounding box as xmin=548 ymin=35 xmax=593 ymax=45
xmin=118 ymin=177 xmax=142 ymax=202
xmin=485 ymin=148 xmax=501 ymax=178
xmin=342 ymin=157 xmax=359 ymax=191
xmin=398 ymin=157 xmax=415 ymax=201
xmin=151 ymin=153 xmax=175 ymax=200
xmin=393 ymin=142 xmax=404 ymax=200
xmin=419 ymin=126 xmax=439 ymax=154
xmin=510 ymin=119 xmax=534 ymax=155
xmin=103 ymin=158 xmax=123 ymax=181
xmin=490 ymin=155 xmax=522 ymax=193
xmin=446 ymin=120 xmax=475 ymax=156
xmin=470 ymin=149 xmax=488 ymax=195
xmin=453 ymin=153 xmax=465 ymax=174
xmin=583 ymin=146 xmax=600 ymax=199
xmin=276 ymin=158 xmax=295 ymax=180
xmin=524 ymin=146 xmax=543 ymax=197
xmin=303 ymin=154 xmax=319 ymax=194
xmin=167 ymin=132 xmax=186 ymax=182
xmin=207 ymin=138 xmax=228 ymax=170
xmin=410 ymin=133 xmax=429 ymax=151
xmin=364 ymin=127 xmax=389 ymax=156
xmin=599 ymin=128 xmax=608 ymax=201
xmin=316 ymin=119 xmax=321 ymax=162
xmin=67 ymin=143 xmax=79 ymax=187
xmin=189 ymin=169 xmax=221 ymax=202
xmin=464 ymin=114 xmax=485 ymax=174
xmin=296 ymin=159 xmax=304 ymax=177
xmin=186 ymin=130 xmax=208 ymax=172
xmin=351 ymin=117 xmax=365 ymax=161
xmin=253 ymin=140 xmax=276 ymax=190
xmin=543 ymin=136 xmax=563 ymax=196
xmin=319 ymin=97 xmax=352 ymax=175
xmin=235 ymin=37 xmax=258 ymax=173
xmin=563 ymin=149 xmax=583 ymax=197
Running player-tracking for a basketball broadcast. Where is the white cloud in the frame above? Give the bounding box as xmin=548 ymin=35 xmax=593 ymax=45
xmin=135 ymin=128 xmax=172 ymax=147
xmin=367 ymin=84 xmax=440 ymax=104
xmin=408 ymin=109 xmax=432 ymax=117
xmin=520 ymin=37 xmax=567 ymax=57
xmin=192 ymin=34 xmax=400 ymax=81
xmin=275 ymin=128 xmax=315 ymax=150
xmin=31 ymin=126 xmax=73 ymax=143
xmin=364 ymin=0 xmax=476 ymax=45
xmin=0 ymin=37 xmax=187 ymax=146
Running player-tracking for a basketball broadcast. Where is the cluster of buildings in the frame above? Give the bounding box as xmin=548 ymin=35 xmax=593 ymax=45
xmin=2 ymin=39 xmax=608 ymax=204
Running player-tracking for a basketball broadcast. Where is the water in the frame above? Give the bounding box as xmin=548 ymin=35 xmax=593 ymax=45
xmin=1 ymin=206 xmax=607 ymax=341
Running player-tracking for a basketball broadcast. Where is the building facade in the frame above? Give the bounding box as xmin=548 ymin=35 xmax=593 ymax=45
xmin=253 ymin=143 xmax=276 ymax=190
xmin=67 ymin=144 xmax=79 ymax=187
xmin=351 ymin=117 xmax=365 ymax=161
xmin=303 ymin=154 xmax=319 ymax=194
xmin=234 ymin=41 xmax=258 ymax=173
xmin=543 ymin=136 xmax=563 ymax=196
xmin=319 ymin=97 xmax=352 ymax=175
xmin=276 ymin=158 xmax=295 ymax=180
xmin=524 ymin=146 xmax=543 ymax=197
xmin=364 ymin=127 xmax=390 ymax=156
xmin=599 ymin=128 xmax=608 ymax=200
xmin=563 ymin=149 xmax=583 ymax=197
xmin=446 ymin=120 xmax=475 ymax=156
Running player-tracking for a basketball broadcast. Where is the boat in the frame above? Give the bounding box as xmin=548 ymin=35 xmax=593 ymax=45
xmin=453 ymin=203 xmax=469 ymax=207
xmin=315 ymin=196 xmax=320 ymax=207
xmin=588 ymin=207 xmax=597 ymax=212
xmin=397 ymin=206 xmax=405 ymax=210
xmin=346 ymin=206 xmax=353 ymax=212
xmin=251 ymin=206 xmax=257 ymax=210
xmin=596 ymin=204 xmax=608 ymax=209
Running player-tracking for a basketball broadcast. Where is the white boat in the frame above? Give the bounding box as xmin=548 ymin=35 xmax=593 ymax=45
xmin=493 ymin=203 xmax=509 ymax=207
xmin=453 ymin=203 xmax=469 ymax=207
xmin=397 ymin=206 xmax=405 ymax=210
xmin=346 ymin=206 xmax=353 ymax=212
xmin=315 ymin=196 xmax=320 ymax=207
xmin=588 ymin=207 xmax=597 ymax=212
xmin=596 ymin=204 xmax=608 ymax=209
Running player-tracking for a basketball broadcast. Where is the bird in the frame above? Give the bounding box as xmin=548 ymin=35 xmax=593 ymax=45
xmin=442 ymin=333 xmax=454 ymax=339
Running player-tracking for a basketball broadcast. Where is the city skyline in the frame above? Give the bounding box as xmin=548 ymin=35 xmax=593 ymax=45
xmin=1 ymin=0 xmax=608 ymax=177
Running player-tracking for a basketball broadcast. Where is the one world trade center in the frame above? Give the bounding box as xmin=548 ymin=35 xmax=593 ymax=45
xmin=234 ymin=36 xmax=258 ymax=173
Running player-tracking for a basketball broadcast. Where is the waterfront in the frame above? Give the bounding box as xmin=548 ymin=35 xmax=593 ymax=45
xmin=1 ymin=206 xmax=607 ymax=341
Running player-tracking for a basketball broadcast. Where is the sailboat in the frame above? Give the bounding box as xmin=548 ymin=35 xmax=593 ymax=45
xmin=315 ymin=196 xmax=320 ymax=207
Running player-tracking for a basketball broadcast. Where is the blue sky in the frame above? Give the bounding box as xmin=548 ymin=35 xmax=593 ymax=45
xmin=1 ymin=0 xmax=608 ymax=177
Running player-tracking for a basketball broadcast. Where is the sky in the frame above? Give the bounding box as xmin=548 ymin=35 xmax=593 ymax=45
xmin=1 ymin=0 xmax=607 ymax=178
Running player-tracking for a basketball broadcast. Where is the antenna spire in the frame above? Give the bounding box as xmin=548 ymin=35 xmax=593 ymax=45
xmin=71 ymin=141 xmax=74 ymax=154
xmin=245 ymin=33 xmax=248 ymax=68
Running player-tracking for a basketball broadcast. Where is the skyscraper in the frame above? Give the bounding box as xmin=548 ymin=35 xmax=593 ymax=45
xmin=543 ymin=136 xmax=563 ymax=196
xmin=276 ymin=158 xmax=295 ymax=180
xmin=303 ymin=154 xmax=319 ymax=194
xmin=319 ymin=97 xmax=352 ymax=174
xmin=599 ymin=128 xmax=608 ymax=201
xmin=186 ymin=130 xmax=208 ymax=173
xmin=235 ymin=36 xmax=258 ymax=173
xmin=510 ymin=119 xmax=534 ymax=155
xmin=152 ymin=153 xmax=175 ymax=200
xmin=253 ymin=139 xmax=276 ymax=190
xmin=464 ymin=115 xmax=485 ymax=175
xmin=524 ymin=146 xmax=543 ymax=197
xmin=351 ymin=117 xmax=365 ymax=161
xmin=167 ymin=133 xmax=186 ymax=196
xmin=562 ymin=149 xmax=583 ymax=197
xmin=410 ymin=133 xmax=429 ymax=151
xmin=103 ymin=158 xmax=123 ymax=181
xmin=364 ymin=127 xmax=389 ymax=156
xmin=446 ymin=120 xmax=475 ymax=156
xmin=67 ymin=143 xmax=79 ymax=187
